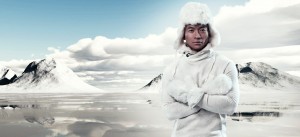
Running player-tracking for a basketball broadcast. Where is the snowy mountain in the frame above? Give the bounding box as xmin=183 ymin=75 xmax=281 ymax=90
xmin=13 ymin=58 xmax=58 ymax=88
xmin=141 ymin=62 xmax=300 ymax=92
xmin=139 ymin=74 xmax=162 ymax=93
xmin=0 ymin=58 xmax=103 ymax=93
xmin=142 ymin=74 xmax=162 ymax=88
xmin=238 ymin=62 xmax=300 ymax=90
xmin=0 ymin=66 xmax=17 ymax=85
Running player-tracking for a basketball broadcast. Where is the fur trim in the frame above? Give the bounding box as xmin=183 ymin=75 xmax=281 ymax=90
xmin=179 ymin=2 xmax=211 ymax=25
xmin=202 ymin=74 xmax=233 ymax=95
xmin=174 ymin=2 xmax=221 ymax=50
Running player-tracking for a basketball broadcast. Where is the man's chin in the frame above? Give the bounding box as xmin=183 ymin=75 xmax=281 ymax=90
xmin=191 ymin=46 xmax=204 ymax=51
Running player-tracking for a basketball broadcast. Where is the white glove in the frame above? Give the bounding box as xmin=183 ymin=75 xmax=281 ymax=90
xmin=187 ymin=74 xmax=232 ymax=108
xmin=167 ymin=79 xmax=195 ymax=104
xmin=201 ymin=74 xmax=232 ymax=95
xmin=187 ymin=87 xmax=205 ymax=108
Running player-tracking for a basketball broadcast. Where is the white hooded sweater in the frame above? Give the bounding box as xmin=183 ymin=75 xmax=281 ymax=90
xmin=160 ymin=44 xmax=239 ymax=137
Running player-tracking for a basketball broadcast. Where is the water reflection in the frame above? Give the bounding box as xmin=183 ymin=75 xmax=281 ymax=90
xmin=230 ymin=111 xmax=281 ymax=122
xmin=0 ymin=103 xmax=55 ymax=126
xmin=67 ymin=122 xmax=113 ymax=137
xmin=0 ymin=93 xmax=172 ymax=137
xmin=0 ymin=93 xmax=299 ymax=137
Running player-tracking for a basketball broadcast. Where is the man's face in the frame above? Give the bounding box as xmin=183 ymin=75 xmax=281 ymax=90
xmin=184 ymin=24 xmax=209 ymax=52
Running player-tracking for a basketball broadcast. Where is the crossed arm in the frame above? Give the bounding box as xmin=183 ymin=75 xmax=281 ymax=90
xmin=197 ymin=62 xmax=239 ymax=114
xmin=160 ymin=61 xmax=239 ymax=120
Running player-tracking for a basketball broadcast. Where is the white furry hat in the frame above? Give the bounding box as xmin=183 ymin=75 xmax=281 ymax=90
xmin=174 ymin=2 xmax=221 ymax=50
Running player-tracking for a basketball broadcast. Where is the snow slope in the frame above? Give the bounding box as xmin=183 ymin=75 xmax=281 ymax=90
xmin=238 ymin=62 xmax=300 ymax=90
xmin=139 ymin=74 xmax=162 ymax=93
xmin=0 ymin=58 xmax=104 ymax=93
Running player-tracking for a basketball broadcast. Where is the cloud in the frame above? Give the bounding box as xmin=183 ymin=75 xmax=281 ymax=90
xmin=47 ymin=27 xmax=176 ymax=65
xmin=219 ymin=45 xmax=300 ymax=75
xmin=0 ymin=59 xmax=34 ymax=75
xmin=214 ymin=0 xmax=300 ymax=49
xmin=79 ymin=70 xmax=158 ymax=91
xmin=45 ymin=27 xmax=177 ymax=91
xmin=50 ymin=27 xmax=176 ymax=61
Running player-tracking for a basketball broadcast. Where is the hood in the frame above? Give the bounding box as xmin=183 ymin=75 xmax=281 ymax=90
xmin=174 ymin=2 xmax=221 ymax=50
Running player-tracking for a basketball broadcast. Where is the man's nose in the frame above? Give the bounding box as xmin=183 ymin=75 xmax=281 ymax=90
xmin=195 ymin=31 xmax=201 ymax=39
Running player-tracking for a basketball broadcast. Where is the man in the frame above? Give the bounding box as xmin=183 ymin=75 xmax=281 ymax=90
xmin=160 ymin=2 xmax=239 ymax=137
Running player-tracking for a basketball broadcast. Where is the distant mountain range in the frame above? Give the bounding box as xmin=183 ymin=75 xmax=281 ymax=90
xmin=0 ymin=58 xmax=103 ymax=93
xmin=1 ymin=60 xmax=299 ymax=93
xmin=141 ymin=62 xmax=300 ymax=92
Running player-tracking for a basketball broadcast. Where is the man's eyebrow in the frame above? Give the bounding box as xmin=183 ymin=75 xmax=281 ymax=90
xmin=186 ymin=26 xmax=195 ymax=29
xmin=186 ymin=25 xmax=207 ymax=29
xmin=199 ymin=25 xmax=208 ymax=28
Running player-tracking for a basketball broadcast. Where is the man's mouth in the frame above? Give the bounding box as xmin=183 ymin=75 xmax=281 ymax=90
xmin=193 ymin=42 xmax=202 ymax=45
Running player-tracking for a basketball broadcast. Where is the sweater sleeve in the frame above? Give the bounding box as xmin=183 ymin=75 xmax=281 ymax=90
xmin=196 ymin=61 xmax=240 ymax=115
xmin=160 ymin=67 xmax=201 ymax=120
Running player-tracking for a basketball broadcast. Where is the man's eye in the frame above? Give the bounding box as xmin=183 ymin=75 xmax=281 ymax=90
xmin=200 ymin=28 xmax=206 ymax=32
xmin=188 ymin=29 xmax=194 ymax=32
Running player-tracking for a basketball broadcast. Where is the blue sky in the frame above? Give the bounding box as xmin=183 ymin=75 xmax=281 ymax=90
xmin=0 ymin=0 xmax=247 ymax=60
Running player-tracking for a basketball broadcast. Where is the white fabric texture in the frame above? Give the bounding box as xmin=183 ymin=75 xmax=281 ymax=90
xmin=168 ymin=74 xmax=233 ymax=105
xmin=160 ymin=44 xmax=240 ymax=137
xmin=161 ymin=2 xmax=239 ymax=137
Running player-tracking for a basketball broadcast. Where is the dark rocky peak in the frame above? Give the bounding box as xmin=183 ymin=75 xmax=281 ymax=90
xmin=13 ymin=58 xmax=58 ymax=87
xmin=0 ymin=66 xmax=18 ymax=85
xmin=23 ymin=59 xmax=56 ymax=74
xmin=142 ymin=74 xmax=162 ymax=89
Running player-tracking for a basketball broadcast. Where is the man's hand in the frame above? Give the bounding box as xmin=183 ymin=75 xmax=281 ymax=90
xmin=187 ymin=74 xmax=233 ymax=108
xmin=167 ymin=79 xmax=191 ymax=103
xmin=202 ymin=74 xmax=232 ymax=95
xmin=187 ymin=87 xmax=205 ymax=108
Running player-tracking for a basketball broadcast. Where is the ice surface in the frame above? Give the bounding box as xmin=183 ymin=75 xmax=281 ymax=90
xmin=0 ymin=91 xmax=299 ymax=137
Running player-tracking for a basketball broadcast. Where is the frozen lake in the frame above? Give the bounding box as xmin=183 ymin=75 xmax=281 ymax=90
xmin=0 ymin=93 xmax=172 ymax=137
xmin=0 ymin=91 xmax=299 ymax=137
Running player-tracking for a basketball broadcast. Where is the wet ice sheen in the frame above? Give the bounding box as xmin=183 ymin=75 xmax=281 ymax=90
xmin=0 ymin=92 xmax=299 ymax=137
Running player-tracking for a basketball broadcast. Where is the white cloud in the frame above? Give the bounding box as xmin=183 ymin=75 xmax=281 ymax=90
xmin=214 ymin=0 xmax=300 ymax=49
xmin=78 ymin=70 xmax=158 ymax=91
xmin=49 ymin=27 xmax=177 ymax=62
xmin=45 ymin=27 xmax=177 ymax=91
xmin=0 ymin=59 xmax=34 ymax=75
xmin=286 ymin=71 xmax=300 ymax=77
xmin=219 ymin=45 xmax=300 ymax=76
xmin=47 ymin=47 xmax=60 ymax=54
xmin=213 ymin=0 xmax=300 ymax=76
